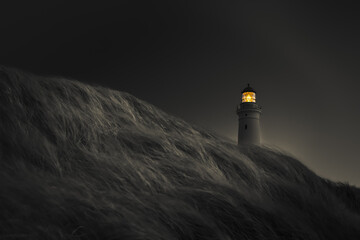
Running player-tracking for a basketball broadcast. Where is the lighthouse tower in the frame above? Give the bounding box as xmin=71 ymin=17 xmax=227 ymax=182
xmin=236 ymin=84 xmax=262 ymax=145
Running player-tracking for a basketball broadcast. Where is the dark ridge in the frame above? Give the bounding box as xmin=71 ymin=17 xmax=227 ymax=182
xmin=0 ymin=65 xmax=359 ymax=239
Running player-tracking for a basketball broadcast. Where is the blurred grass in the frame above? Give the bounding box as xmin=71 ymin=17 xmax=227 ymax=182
xmin=0 ymin=66 xmax=359 ymax=239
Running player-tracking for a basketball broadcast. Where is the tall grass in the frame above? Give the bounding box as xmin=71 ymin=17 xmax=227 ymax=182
xmin=0 ymin=66 xmax=359 ymax=239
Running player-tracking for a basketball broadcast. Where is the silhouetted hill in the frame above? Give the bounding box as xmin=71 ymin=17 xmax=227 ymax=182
xmin=1 ymin=66 xmax=360 ymax=239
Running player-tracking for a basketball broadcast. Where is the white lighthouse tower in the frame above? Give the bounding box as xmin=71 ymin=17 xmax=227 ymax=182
xmin=236 ymin=84 xmax=262 ymax=145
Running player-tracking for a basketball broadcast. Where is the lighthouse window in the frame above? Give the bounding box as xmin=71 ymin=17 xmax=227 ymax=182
xmin=245 ymin=124 xmax=247 ymax=130
xmin=242 ymin=92 xmax=256 ymax=103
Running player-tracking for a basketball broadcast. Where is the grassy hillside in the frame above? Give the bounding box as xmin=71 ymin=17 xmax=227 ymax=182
xmin=0 ymin=66 xmax=360 ymax=239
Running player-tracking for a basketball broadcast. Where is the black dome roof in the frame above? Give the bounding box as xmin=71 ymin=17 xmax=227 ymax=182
xmin=241 ymin=84 xmax=256 ymax=93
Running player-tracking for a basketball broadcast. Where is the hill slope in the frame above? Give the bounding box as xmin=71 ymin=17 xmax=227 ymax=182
xmin=0 ymin=66 xmax=360 ymax=239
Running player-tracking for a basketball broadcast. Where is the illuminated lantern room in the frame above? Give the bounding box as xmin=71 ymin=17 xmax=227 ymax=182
xmin=241 ymin=84 xmax=256 ymax=103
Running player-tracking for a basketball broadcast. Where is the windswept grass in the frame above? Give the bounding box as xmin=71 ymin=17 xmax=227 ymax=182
xmin=0 ymin=66 xmax=359 ymax=239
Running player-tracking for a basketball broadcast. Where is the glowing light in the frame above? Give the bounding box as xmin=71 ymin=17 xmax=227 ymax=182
xmin=242 ymin=92 xmax=256 ymax=103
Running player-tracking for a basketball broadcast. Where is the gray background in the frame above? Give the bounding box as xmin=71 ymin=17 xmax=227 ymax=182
xmin=1 ymin=1 xmax=359 ymax=185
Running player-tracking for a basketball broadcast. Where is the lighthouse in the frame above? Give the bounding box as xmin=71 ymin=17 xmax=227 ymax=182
xmin=236 ymin=84 xmax=262 ymax=145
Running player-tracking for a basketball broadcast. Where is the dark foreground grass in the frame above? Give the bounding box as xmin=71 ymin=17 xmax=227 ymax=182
xmin=0 ymin=66 xmax=360 ymax=239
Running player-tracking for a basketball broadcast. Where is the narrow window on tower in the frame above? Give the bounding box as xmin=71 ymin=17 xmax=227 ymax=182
xmin=245 ymin=124 xmax=247 ymax=130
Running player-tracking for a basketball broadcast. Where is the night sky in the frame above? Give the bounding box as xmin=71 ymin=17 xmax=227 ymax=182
xmin=1 ymin=1 xmax=359 ymax=186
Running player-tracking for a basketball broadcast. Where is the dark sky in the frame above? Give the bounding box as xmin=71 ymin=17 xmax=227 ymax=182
xmin=1 ymin=1 xmax=360 ymax=186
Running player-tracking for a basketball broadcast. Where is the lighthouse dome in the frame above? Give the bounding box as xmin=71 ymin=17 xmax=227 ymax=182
xmin=241 ymin=84 xmax=256 ymax=93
